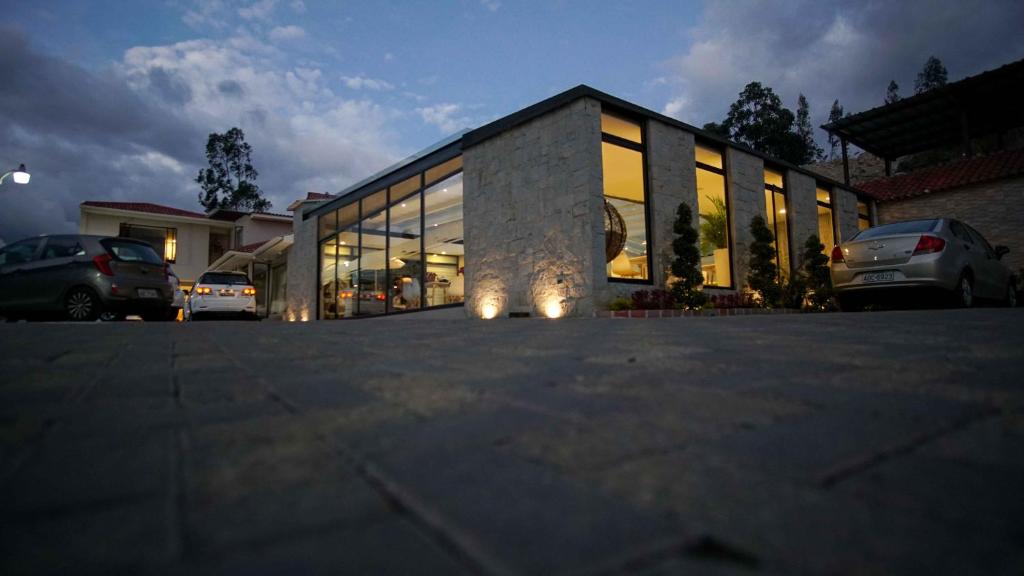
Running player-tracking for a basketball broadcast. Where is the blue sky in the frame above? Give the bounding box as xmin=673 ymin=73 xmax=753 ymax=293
xmin=2 ymin=0 xmax=1023 ymax=242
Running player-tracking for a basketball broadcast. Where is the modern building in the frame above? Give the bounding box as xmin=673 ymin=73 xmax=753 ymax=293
xmin=286 ymin=85 xmax=874 ymax=320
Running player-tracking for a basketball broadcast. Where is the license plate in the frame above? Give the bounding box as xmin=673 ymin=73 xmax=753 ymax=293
xmin=862 ymin=271 xmax=894 ymax=283
xmin=137 ymin=288 xmax=159 ymax=298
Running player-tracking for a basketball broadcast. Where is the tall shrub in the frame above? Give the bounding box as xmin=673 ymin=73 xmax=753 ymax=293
xmin=747 ymin=215 xmax=781 ymax=307
xmin=670 ymin=201 xmax=706 ymax=308
xmin=801 ymin=234 xmax=834 ymax=310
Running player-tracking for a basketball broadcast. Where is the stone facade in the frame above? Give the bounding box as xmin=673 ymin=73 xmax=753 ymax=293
xmin=284 ymin=202 xmax=319 ymax=321
xmin=877 ymin=175 xmax=1024 ymax=271
xmin=463 ymin=97 xmax=604 ymax=318
xmin=833 ymin=188 xmax=861 ymax=244
xmin=646 ymin=119 xmax=697 ymax=289
xmin=725 ymin=148 xmax=765 ymax=290
xmin=786 ymin=170 xmax=818 ymax=259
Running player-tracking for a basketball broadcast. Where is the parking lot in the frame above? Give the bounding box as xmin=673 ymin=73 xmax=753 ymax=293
xmin=1 ymin=309 xmax=1023 ymax=574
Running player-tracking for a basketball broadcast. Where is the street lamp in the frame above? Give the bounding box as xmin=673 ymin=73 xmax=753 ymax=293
xmin=0 ymin=164 xmax=30 ymax=185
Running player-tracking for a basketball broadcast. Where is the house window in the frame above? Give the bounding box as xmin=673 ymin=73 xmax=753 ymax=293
xmin=118 ymin=223 xmax=177 ymax=263
xmin=601 ymin=110 xmax=650 ymax=281
xmin=857 ymin=200 xmax=871 ymax=231
xmin=316 ymin=155 xmax=463 ymax=319
xmin=816 ymin=187 xmax=837 ymax=258
xmin=763 ymin=168 xmax=790 ymax=279
xmin=695 ymin=144 xmax=731 ymax=288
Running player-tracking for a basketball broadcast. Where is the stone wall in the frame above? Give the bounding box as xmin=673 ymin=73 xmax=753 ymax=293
xmin=284 ymin=202 xmax=319 ymax=321
xmin=786 ymin=170 xmax=818 ymax=259
xmin=463 ymin=97 xmax=604 ymax=318
xmin=725 ymin=148 xmax=764 ymax=289
xmin=833 ymin=188 xmax=861 ymax=244
xmin=646 ymin=119 xmax=697 ymax=289
xmin=877 ymin=176 xmax=1024 ymax=271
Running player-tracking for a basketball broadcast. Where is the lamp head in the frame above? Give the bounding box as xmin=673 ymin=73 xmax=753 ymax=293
xmin=12 ymin=164 xmax=30 ymax=184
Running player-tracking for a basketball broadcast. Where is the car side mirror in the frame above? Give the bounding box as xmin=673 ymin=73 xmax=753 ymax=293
xmin=994 ymin=245 xmax=1010 ymax=259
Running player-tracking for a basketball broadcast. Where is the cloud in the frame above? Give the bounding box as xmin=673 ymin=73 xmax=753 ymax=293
xmin=238 ymin=0 xmax=277 ymax=21
xmin=658 ymin=1 xmax=1024 ymax=146
xmin=416 ymin=103 xmax=469 ymax=135
xmin=289 ymin=0 xmax=306 ymax=14
xmin=341 ymin=75 xmax=394 ymax=91
xmin=268 ymin=24 xmax=306 ymax=41
xmin=481 ymin=0 xmax=501 ymax=12
xmin=0 ymin=28 xmax=401 ymax=242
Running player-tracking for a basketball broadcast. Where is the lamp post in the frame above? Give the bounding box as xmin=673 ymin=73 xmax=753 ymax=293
xmin=0 ymin=164 xmax=30 ymax=185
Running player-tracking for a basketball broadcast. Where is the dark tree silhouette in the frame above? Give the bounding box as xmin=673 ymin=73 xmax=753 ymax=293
xmin=915 ymin=56 xmax=948 ymax=94
xmin=196 ymin=127 xmax=271 ymax=212
xmin=827 ymin=100 xmax=844 ymax=159
xmin=669 ymin=201 xmax=706 ymax=309
xmin=885 ymin=80 xmax=901 ymax=104
xmin=796 ymin=94 xmax=824 ymax=163
xmin=747 ymin=215 xmax=781 ymax=307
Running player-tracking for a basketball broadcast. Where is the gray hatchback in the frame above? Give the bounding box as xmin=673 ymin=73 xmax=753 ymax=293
xmin=830 ymin=218 xmax=1017 ymax=310
xmin=0 ymin=235 xmax=174 ymax=321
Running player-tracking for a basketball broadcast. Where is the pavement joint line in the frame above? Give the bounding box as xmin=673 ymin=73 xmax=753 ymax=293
xmin=202 ymin=329 xmax=299 ymax=414
xmin=817 ymin=405 xmax=1002 ymax=489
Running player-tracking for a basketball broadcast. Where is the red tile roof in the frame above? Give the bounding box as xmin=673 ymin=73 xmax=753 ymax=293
xmin=81 ymin=201 xmax=207 ymax=219
xmin=861 ymin=148 xmax=1024 ymax=202
xmin=306 ymin=192 xmax=332 ymax=200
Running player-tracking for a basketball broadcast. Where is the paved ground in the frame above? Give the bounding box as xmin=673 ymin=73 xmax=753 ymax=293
xmin=1 ymin=310 xmax=1023 ymax=575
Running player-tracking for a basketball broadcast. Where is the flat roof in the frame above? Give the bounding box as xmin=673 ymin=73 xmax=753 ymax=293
xmin=822 ymin=58 xmax=1024 ymax=160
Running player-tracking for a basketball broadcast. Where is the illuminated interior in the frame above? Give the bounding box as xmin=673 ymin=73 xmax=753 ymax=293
xmin=816 ymin=187 xmax=836 ymax=258
xmin=602 ymin=111 xmax=649 ymax=280
xmin=695 ymin=144 xmax=730 ymax=287
xmin=857 ymin=200 xmax=871 ymax=231
xmin=317 ymin=156 xmax=464 ymax=318
xmin=764 ymin=168 xmax=790 ymax=278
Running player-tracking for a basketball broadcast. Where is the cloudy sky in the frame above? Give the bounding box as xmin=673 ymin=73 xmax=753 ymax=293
xmin=2 ymin=0 xmax=1022 ymax=244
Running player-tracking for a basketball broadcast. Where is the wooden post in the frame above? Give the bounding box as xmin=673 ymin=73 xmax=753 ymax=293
xmin=841 ymin=137 xmax=850 ymax=186
xmin=884 ymin=158 xmax=892 ymax=177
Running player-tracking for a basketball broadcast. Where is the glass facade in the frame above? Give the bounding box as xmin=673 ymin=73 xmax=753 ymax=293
xmin=695 ymin=144 xmax=731 ymax=288
xmin=317 ymin=156 xmax=463 ymax=318
xmin=601 ymin=111 xmax=650 ymax=281
xmin=857 ymin=200 xmax=871 ymax=231
xmin=816 ymin=187 xmax=836 ymax=258
xmin=763 ymin=168 xmax=790 ymax=279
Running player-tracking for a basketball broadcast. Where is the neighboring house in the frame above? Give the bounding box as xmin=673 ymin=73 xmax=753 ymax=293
xmin=78 ymin=201 xmax=293 ymax=291
xmin=206 ymin=235 xmax=293 ymax=318
xmin=821 ymin=57 xmax=1024 ymax=273
xmin=285 ymin=85 xmax=874 ymax=321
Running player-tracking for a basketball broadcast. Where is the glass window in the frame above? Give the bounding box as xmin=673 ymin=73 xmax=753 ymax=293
xmin=601 ymin=112 xmax=642 ymax=143
xmin=857 ymin=200 xmax=871 ymax=231
xmin=389 ymin=189 xmax=423 ymax=312
xmin=119 ymin=223 xmax=175 ymax=262
xmin=41 ymin=237 xmax=86 ymax=260
xmin=318 ymin=209 xmax=336 ymax=240
xmin=390 ymin=174 xmax=421 ymax=200
xmin=853 ymin=219 xmax=938 ymax=240
xmin=424 ymin=172 xmax=464 ymax=307
xmin=0 ymin=238 xmax=41 ymax=266
xmin=695 ymin=146 xmax=730 ymax=288
xmin=816 ymin=187 xmax=836 ymax=258
xmin=363 ymin=189 xmax=387 ymax=219
xmin=338 ymin=202 xmax=359 ymax=230
xmin=602 ymin=113 xmax=649 ymax=281
xmin=358 ymin=196 xmax=387 ymax=316
xmin=319 ymin=237 xmax=337 ymax=320
xmin=764 ymin=170 xmax=790 ymax=279
xmin=102 ymin=239 xmax=164 ymax=265
xmin=425 ymin=156 xmax=463 ymax=185
xmin=336 ymin=229 xmax=358 ymax=317
xmin=209 ymin=230 xmax=229 ymax=265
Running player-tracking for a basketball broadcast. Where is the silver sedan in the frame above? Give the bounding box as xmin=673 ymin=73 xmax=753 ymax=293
xmin=830 ymin=218 xmax=1017 ymax=310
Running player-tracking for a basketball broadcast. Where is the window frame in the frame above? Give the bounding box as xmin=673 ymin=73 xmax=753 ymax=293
xmin=763 ymin=166 xmax=791 ymax=281
xmin=694 ymin=140 xmax=733 ymax=289
xmin=815 ymin=184 xmax=839 ymax=254
xmin=118 ymin=223 xmax=178 ymax=263
xmin=601 ymin=107 xmax=653 ymax=285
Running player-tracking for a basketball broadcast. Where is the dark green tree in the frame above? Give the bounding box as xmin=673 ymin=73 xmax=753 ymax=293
xmin=196 ymin=127 xmax=271 ymax=212
xmin=670 ymin=201 xmax=707 ymax=309
xmin=800 ymin=234 xmax=833 ymax=310
xmin=915 ymin=56 xmax=948 ymax=94
xmin=719 ymin=82 xmax=806 ymax=164
xmin=796 ymin=94 xmax=824 ymax=163
xmin=885 ymin=80 xmax=901 ymax=105
xmin=702 ymin=121 xmax=730 ymax=139
xmin=747 ymin=215 xmax=781 ymax=307
xmin=827 ymin=99 xmax=844 ymax=159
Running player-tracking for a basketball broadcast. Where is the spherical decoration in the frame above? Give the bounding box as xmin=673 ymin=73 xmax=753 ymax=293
xmin=604 ymin=199 xmax=627 ymax=263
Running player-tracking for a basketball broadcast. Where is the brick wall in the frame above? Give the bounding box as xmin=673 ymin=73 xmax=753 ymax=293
xmin=877 ymin=176 xmax=1024 ymax=271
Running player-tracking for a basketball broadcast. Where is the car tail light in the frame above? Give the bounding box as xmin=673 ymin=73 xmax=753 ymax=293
xmin=376 ymin=293 xmax=386 ymax=301
xmin=93 ymin=254 xmax=115 ymax=276
xmin=243 ymin=287 xmax=256 ymax=296
xmin=912 ymin=234 xmax=946 ymax=256
xmin=830 ymin=245 xmax=844 ymax=263
xmin=194 ymin=286 xmax=212 ymax=295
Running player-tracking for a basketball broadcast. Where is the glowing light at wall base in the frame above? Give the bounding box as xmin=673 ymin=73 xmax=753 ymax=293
xmin=543 ymin=300 xmax=563 ymax=319
xmin=480 ymin=303 xmax=498 ymax=319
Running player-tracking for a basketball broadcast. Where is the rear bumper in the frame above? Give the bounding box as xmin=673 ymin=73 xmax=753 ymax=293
xmin=831 ymin=254 xmax=958 ymax=294
xmin=189 ymin=296 xmax=257 ymax=314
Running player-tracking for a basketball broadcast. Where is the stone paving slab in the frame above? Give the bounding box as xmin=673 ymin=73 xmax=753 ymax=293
xmin=1 ymin=309 xmax=1023 ymax=575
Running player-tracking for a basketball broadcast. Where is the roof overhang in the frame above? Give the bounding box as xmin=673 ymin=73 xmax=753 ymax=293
xmin=822 ymin=59 xmax=1024 ymax=159
xmin=80 ymin=204 xmax=234 ymax=228
xmin=205 ymin=234 xmax=294 ymax=272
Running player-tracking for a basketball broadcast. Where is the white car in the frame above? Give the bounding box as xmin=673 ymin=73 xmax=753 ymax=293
xmin=185 ymin=271 xmax=258 ymax=321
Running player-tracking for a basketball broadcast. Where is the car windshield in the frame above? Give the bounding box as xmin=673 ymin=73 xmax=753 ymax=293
xmin=201 ymin=273 xmax=250 ymax=285
xmin=102 ymin=239 xmax=164 ymax=265
xmin=852 ymin=219 xmax=938 ymax=241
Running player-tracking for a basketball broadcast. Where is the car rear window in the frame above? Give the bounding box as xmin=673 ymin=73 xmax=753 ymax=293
xmin=200 ymin=273 xmax=250 ymax=285
xmin=102 ymin=239 xmax=164 ymax=265
xmin=853 ymin=219 xmax=938 ymax=240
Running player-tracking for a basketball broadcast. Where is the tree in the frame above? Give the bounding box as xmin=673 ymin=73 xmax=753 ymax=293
xmin=719 ymin=82 xmax=807 ymax=165
xmin=885 ymin=80 xmax=901 ymax=105
xmin=196 ymin=127 xmax=271 ymax=212
xmin=800 ymin=234 xmax=833 ymax=310
xmin=827 ymin=100 xmax=844 ymax=159
xmin=915 ymin=56 xmax=948 ymax=94
xmin=796 ymin=94 xmax=824 ymax=163
xmin=669 ymin=201 xmax=707 ymax=309
xmin=747 ymin=215 xmax=781 ymax=307
xmin=702 ymin=121 xmax=730 ymax=139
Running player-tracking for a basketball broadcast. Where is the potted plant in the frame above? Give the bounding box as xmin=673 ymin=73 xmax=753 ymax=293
xmin=699 ymin=195 xmax=729 ymax=284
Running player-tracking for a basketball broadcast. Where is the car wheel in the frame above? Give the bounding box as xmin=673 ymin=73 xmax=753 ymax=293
xmin=953 ymin=273 xmax=974 ymax=308
xmin=1006 ymin=283 xmax=1018 ymax=308
xmin=65 ymin=288 xmax=101 ymax=321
